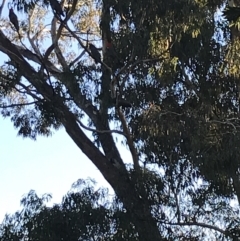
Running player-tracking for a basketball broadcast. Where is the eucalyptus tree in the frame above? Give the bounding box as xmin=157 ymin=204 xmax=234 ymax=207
xmin=1 ymin=0 xmax=240 ymax=240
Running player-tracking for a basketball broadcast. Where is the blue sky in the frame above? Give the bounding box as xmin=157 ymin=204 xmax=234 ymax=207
xmin=0 ymin=116 xmax=131 ymax=222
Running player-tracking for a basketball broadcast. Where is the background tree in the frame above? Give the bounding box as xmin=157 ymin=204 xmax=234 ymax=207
xmin=1 ymin=178 xmax=240 ymax=241
xmin=1 ymin=0 xmax=240 ymax=240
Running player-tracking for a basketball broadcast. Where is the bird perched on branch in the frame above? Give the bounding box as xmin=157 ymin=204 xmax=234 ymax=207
xmin=49 ymin=0 xmax=64 ymax=17
xmin=105 ymin=37 xmax=124 ymax=69
xmin=89 ymin=43 xmax=101 ymax=64
xmin=9 ymin=8 xmax=19 ymax=32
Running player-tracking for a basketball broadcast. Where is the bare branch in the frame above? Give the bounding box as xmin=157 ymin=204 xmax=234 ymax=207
xmin=27 ymin=6 xmax=42 ymax=56
xmin=166 ymin=221 xmax=226 ymax=235
xmin=0 ymin=101 xmax=39 ymax=109
xmin=129 ymin=9 xmax=146 ymax=62
xmin=111 ymin=50 xmax=169 ymax=98
xmin=69 ymin=49 xmax=86 ymax=67
xmin=62 ymin=22 xmax=112 ymax=72
xmin=47 ymin=0 xmax=78 ymax=68
xmin=17 ymin=82 xmax=43 ymax=101
xmin=117 ymin=107 xmax=139 ymax=170
xmin=51 ymin=17 xmax=68 ymax=68
xmin=0 ymin=44 xmax=61 ymax=74
xmin=76 ymin=119 xmax=126 ymax=136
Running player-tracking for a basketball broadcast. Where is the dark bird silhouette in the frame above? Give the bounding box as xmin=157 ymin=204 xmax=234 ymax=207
xmin=114 ymin=98 xmax=132 ymax=108
xmin=223 ymin=7 xmax=240 ymax=40
xmin=49 ymin=0 xmax=64 ymax=17
xmin=105 ymin=38 xmax=124 ymax=69
xmin=89 ymin=43 xmax=101 ymax=63
xmin=9 ymin=8 xmax=19 ymax=32
xmin=101 ymin=31 xmax=124 ymax=69
xmin=223 ymin=7 xmax=240 ymax=22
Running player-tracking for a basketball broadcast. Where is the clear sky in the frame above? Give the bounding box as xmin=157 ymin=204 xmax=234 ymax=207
xmin=0 ymin=116 xmax=131 ymax=223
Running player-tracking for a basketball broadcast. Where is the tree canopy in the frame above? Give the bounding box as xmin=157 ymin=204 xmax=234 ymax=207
xmin=1 ymin=0 xmax=240 ymax=240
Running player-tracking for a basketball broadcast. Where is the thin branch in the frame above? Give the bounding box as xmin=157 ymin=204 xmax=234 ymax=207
xmin=129 ymin=9 xmax=146 ymax=62
xmin=1 ymin=45 xmax=61 ymax=74
xmin=62 ymin=22 xmax=112 ymax=72
xmin=69 ymin=49 xmax=86 ymax=67
xmin=17 ymin=82 xmax=43 ymax=101
xmin=172 ymin=187 xmax=181 ymax=223
xmin=111 ymin=51 xmax=169 ymax=98
xmin=209 ymin=119 xmax=238 ymax=130
xmin=166 ymin=221 xmax=226 ymax=235
xmin=32 ymin=25 xmax=51 ymax=43
xmin=51 ymin=17 xmax=68 ymax=68
xmin=76 ymin=119 xmax=126 ymax=136
xmin=117 ymin=107 xmax=140 ymax=170
xmin=0 ymin=101 xmax=39 ymax=109
xmin=26 ymin=7 xmax=55 ymax=93
xmin=48 ymin=0 xmax=78 ymax=68
xmin=13 ymin=85 xmax=31 ymax=95
xmin=27 ymin=6 xmax=42 ymax=56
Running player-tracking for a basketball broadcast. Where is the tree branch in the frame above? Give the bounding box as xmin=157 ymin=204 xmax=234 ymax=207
xmin=111 ymin=53 xmax=169 ymax=98
xmin=27 ymin=6 xmax=42 ymax=57
xmin=0 ymin=101 xmax=38 ymax=109
xmin=76 ymin=119 xmax=126 ymax=136
xmin=47 ymin=0 xmax=77 ymax=68
xmin=62 ymin=22 xmax=112 ymax=72
xmin=0 ymin=44 xmax=61 ymax=74
xmin=117 ymin=107 xmax=139 ymax=170
xmin=51 ymin=17 xmax=68 ymax=68
xmin=0 ymin=28 xmax=126 ymax=184
xmin=166 ymin=221 xmax=226 ymax=235
xmin=69 ymin=49 xmax=86 ymax=67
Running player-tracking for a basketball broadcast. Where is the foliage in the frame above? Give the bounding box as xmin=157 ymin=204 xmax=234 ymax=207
xmin=1 ymin=0 xmax=240 ymax=239
xmin=1 ymin=178 xmax=240 ymax=241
